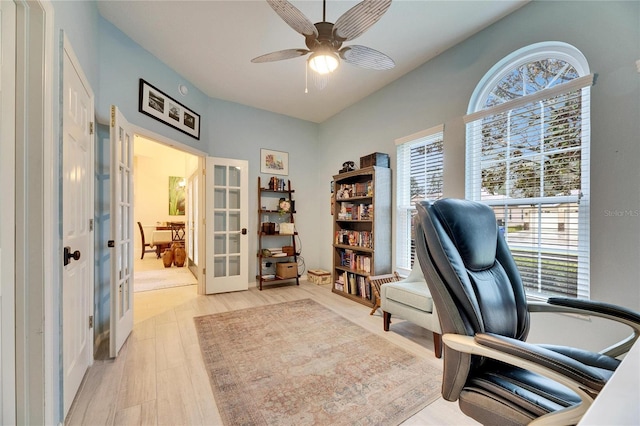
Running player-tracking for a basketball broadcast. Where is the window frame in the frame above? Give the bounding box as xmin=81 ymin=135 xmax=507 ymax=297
xmin=465 ymin=42 xmax=591 ymax=300
xmin=395 ymin=124 xmax=444 ymax=277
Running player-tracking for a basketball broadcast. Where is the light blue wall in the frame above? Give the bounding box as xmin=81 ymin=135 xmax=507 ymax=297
xmin=317 ymin=1 xmax=640 ymax=350
xmin=97 ymin=17 xmax=210 ymax=149
xmin=206 ymin=98 xmax=319 ymax=277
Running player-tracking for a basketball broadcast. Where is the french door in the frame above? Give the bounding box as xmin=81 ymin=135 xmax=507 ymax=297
xmin=109 ymin=106 xmax=134 ymax=356
xmin=205 ymin=157 xmax=249 ymax=294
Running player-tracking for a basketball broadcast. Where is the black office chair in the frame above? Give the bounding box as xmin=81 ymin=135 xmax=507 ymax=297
xmin=414 ymin=198 xmax=640 ymax=425
xmin=137 ymin=221 xmax=156 ymax=259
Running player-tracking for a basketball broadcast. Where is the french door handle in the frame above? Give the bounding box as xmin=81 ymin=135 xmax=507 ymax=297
xmin=241 ymin=228 xmax=247 ymax=235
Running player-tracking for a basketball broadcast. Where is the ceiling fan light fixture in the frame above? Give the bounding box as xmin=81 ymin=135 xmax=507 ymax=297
xmin=308 ymin=51 xmax=339 ymax=74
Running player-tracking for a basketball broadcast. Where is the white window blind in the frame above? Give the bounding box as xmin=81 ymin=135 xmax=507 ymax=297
xmin=465 ymin=72 xmax=592 ymax=299
xmin=396 ymin=125 xmax=444 ymax=275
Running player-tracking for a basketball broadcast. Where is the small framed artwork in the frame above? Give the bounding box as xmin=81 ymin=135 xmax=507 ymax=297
xmin=138 ymin=79 xmax=200 ymax=140
xmin=260 ymin=148 xmax=288 ymax=176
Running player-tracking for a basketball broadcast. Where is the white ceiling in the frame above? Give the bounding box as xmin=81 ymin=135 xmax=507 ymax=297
xmin=97 ymin=0 xmax=528 ymax=123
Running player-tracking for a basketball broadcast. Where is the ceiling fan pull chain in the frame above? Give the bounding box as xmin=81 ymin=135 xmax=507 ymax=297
xmin=305 ymin=62 xmax=309 ymax=94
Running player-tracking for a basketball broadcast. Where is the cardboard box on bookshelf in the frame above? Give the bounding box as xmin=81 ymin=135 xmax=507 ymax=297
xmin=307 ymin=269 xmax=331 ymax=285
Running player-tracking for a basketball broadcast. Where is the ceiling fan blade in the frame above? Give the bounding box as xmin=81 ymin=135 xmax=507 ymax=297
xmin=339 ymin=45 xmax=395 ymax=70
xmin=266 ymin=0 xmax=318 ymax=37
xmin=333 ymin=0 xmax=392 ymax=42
xmin=251 ymin=48 xmax=310 ymax=63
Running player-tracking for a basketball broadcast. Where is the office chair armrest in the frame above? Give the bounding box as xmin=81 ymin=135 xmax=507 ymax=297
xmin=547 ymin=297 xmax=640 ymax=325
xmin=443 ymin=333 xmax=600 ymax=425
xmin=528 ymin=299 xmax=640 ymax=357
xmin=475 ymin=332 xmax=607 ymax=391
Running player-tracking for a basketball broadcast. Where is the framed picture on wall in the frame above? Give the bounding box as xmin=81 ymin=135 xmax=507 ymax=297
xmin=260 ymin=148 xmax=288 ymax=176
xmin=138 ymin=79 xmax=200 ymax=140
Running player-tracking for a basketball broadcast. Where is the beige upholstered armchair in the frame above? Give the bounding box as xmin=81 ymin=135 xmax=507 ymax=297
xmin=376 ymin=257 xmax=442 ymax=358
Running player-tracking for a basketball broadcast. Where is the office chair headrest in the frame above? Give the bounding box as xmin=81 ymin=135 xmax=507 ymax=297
xmin=431 ymin=198 xmax=498 ymax=272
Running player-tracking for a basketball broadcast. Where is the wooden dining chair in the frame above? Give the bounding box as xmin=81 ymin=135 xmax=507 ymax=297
xmin=137 ymin=222 xmax=156 ymax=259
xmin=169 ymin=222 xmax=186 ymax=247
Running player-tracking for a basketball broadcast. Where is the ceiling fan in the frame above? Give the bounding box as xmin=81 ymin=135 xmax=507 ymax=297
xmin=251 ymin=0 xmax=395 ymax=76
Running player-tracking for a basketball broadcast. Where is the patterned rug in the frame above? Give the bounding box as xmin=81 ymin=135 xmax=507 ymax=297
xmin=194 ymin=299 xmax=442 ymax=425
xmin=133 ymin=266 xmax=197 ymax=292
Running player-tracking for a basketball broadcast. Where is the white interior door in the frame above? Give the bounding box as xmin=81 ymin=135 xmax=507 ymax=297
xmin=109 ymin=106 xmax=134 ymax=357
xmin=62 ymin=41 xmax=94 ymax=416
xmin=205 ymin=157 xmax=249 ymax=294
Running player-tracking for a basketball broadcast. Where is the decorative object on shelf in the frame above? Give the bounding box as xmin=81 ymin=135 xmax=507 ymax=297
xmin=260 ymin=148 xmax=288 ymax=175
xmin=138 ymin=79 xmax=200 ymax=139
xmin=257 ymin=177 xmax=300 ymax=290
xmin=332 ymin=166 xmax=391 ymax=308
xmin=280 ymin=223 xmax=295 ymax=235
xmin=282 ymin=245 xmax=295 ymax=256
xmin=278 ymin=198 xmax=292 ymax=215
xmin=339 ymin=160 xmax=356 ymax=174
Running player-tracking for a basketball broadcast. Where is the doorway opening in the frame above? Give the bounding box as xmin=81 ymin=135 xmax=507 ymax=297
xmin=133 ymin=135 xmax=201 ymax=321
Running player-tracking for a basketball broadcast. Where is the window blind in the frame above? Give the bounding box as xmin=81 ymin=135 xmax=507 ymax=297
xmin=396 ymin=125 xmax=444 ymax=275
xmin=465 ymin=77 xmax=591 ymax=299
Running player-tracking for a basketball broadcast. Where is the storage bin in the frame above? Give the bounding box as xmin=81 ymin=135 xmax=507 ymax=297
xmin=276 ymin=262 xmax=298 ymax=279
xmin=360 ymin=152 xmax=389 ymax=168
xmin=308 ymin=269 xmax=331 ymax=285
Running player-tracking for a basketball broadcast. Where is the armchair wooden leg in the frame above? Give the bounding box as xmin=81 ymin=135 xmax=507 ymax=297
xmin=383 ymin=311 xmax=391 ymax=331
xmin=433 ymin=332 xmax=442 ymax=359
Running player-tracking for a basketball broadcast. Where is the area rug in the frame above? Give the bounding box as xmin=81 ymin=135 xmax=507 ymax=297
xmin=133 ymin=267 xmax=197 ymax=292
xmin=194 ymin=298 xmax=442 ymax=425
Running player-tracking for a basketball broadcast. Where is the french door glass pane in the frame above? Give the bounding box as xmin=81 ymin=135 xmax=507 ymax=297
xmin=229 ymin=212 xmax=240 ymax=231
xmin=229 ymin=256 xmax=240 ymax=276
xmin=214 ymin=257 xmax=226 ymax=277
xmin=229 ymin=234 xmax=240 ymax=254
xmin=214 ymin=165 xmax=226 ymax=186
xmin=229 ymin=189 xmax=240 ymax=209
xmin=214 ymin=189 xmax=226 ymax=209
xmin=214 ymin=234 xmax=226 ymax=254
xmin=229 ymin=166 xmax=241 ymax=187
xmin=214 ymin=211 xmax=226 ymax=232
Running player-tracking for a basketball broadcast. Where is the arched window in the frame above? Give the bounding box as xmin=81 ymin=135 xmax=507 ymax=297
xmin=464 ymin=42 xmax=592 ymax=299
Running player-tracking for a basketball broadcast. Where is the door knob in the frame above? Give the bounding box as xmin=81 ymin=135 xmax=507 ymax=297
xmin=241 ymin=228 xmax=247 ymax=235
xmin=64 ymin=246 xmax=81 ymax=266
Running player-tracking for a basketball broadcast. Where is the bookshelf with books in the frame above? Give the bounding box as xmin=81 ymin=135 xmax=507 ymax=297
xmin=332 ymin=166 xmax=391 ymax=307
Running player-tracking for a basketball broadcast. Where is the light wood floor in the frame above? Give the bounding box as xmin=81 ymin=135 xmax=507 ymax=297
xmin=66 ymin=279 xmax=479 ymax=425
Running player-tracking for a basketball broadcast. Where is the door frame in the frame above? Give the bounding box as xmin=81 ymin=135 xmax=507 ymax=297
xmin=128 ymin=127 xmax=207 ymax=295
xmin=1 ymin=1 xmax=17 ymax=424
xmin=13 ymin=0 xmax=55 ymax=424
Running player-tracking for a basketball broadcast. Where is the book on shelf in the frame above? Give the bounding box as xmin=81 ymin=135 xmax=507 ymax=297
xmin=337 ymin=203 xmax=373 ymax=221
xmin=339 ymin=250 xmax=371 ymax=273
